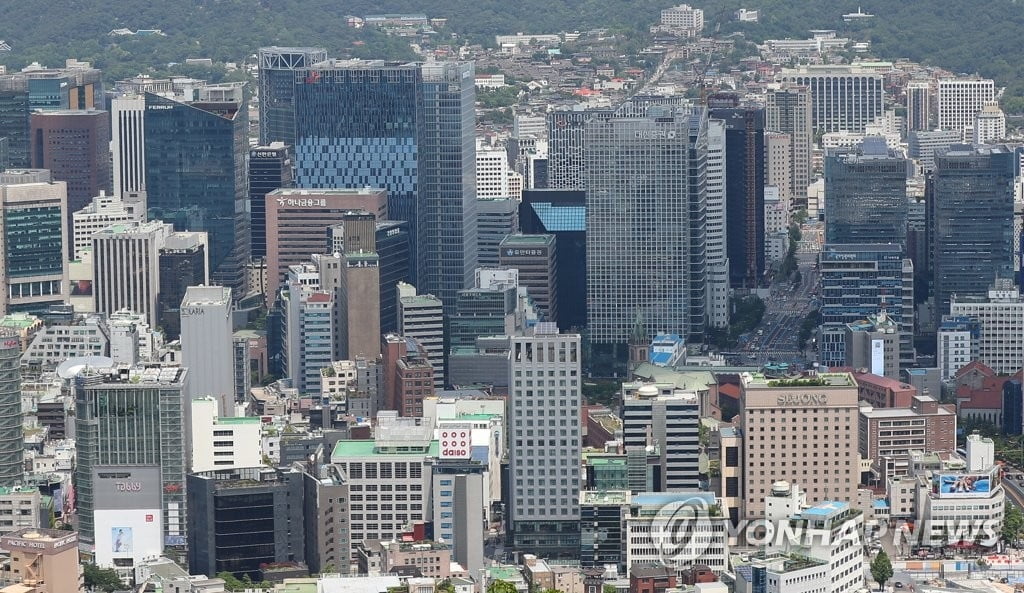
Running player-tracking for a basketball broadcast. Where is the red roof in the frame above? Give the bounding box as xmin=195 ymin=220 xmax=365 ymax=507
xmin=718 ymin=383 xmax=741 ymax=400
xmin=307 ymin=292 xmax=332 ymax=303
xmin=958 ymin=372 xmax=1021 ymax=410
xmin=955 ymin=361 xmax=996 ymax=379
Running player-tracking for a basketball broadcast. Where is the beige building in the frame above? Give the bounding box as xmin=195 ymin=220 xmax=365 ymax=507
xmin=764 ymin=131 xmax=793 ymax=202
xmin=0 ymin=529 xmax=82 ymax=593
xmin=264 ymin=188 xmax=387 ymax=305
xmin=739 ymin=372 xmax=860 ymax=519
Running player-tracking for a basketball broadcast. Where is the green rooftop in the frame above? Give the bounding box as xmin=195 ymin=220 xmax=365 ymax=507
xmin=488 ymin=566 xmax=524 ymax=582
xmin=332 ymin=439 xmax=439 ymax=459
xmin=500 ymin=233 xmax=553 ymax=245
xmin=455 ymin=413 xmax=499 ymax=421
xmin=0 ymin=313 xmax=39 ymax=329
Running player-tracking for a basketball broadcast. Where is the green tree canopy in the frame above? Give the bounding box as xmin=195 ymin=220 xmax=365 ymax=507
xmin=870 ymin=550 xmax=893 ymax=591
xmin=487 ymin=580 xmax=518 ymax=593
xmin=83 ymin=564 xmax=123 ymax=593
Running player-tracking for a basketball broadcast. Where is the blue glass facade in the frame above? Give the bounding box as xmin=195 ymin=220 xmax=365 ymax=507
xmin=143 ymin=93 xmax=249 ymax=294
xmin=293 ymin=61 xmax=477 ymax=310
xmin=824 ymin=141 xmax=909 ymax=247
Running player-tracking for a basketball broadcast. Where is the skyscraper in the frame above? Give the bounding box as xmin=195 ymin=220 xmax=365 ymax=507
xmin=29 ymin=109 xmax=111 ymax=228
xmin=143 ymin=91 xmax=249 ymax=296
xmin=0 ymin=173 xmax=68 ymax=314
xmin=929 ymin=145 xmax=1015 ymax=316
xmin=181 ymin=286 xmax=235 ymax=416
xmin=586 ymin=103 xmax=707 ymax=345
xmin=705 ymin=119 xmax=729 ymax=329
xmin=157 ymin=232 xmax=209 ymax=340
xmin=0 ymin=64 xmax=104 ymax=167
xmin=938 ymin=77 xmax=995 ymax=141
xmin=397 ymin=282 xmax=445 ymax=388
xmin=777 ymin=65 xmax=884 ymax=134
xmin=0 ymin=329 xmax=23 ymax=487
xmin=111 ymin=96 xmax=146 ymax=202
xmin=282 ymin=267 xmax=334 ymax=395
xmin=824 ymin=138 xmax=909 ymax=246
xmin=765 ymin=84 xmax=813 ymax=202
xmin=92 ymin=221 xmax=172 ymax=327
xmin=257 ymin=47 xmax=327 ymax=146
xmin=906 ymin=81 xmax=932 ymax=133
xmin=520 ymin=189 xmax=587 ymax=330
xmin=621 ymin=382 xmax=700 ymax=491
xmin=712 ymin=107 xmax=765 ymax=289
xmin=293 ymin=60 xmax=478 ymax=308
xmin=248 ymin=143 xmax=294 ymax=260
xmin=74 ymin=364 xmax=189 ymax=546
xmin=508 ymin=326 xmax=582 ymax=557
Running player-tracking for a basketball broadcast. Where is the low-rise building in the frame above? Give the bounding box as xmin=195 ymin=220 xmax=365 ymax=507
xmin=858 ymin=395 xmax=956 ymax=482
xmin=626 ymin=492 xmax=729 ymax=576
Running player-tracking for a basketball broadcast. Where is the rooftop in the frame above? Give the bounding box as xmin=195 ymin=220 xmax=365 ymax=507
xmin=216 ymin=416 xmax=262 ymax=425
xmin=268 ymin=187 xmax=387 ymax=196
xmin=581 ymin=490 xmax=630 ymax=505
xmin=500 ymin=233 xmax=554 ymax=246
xmin=332 ymin=439 xmax=439 ymax=459
xmin=744 ymin=372 xmax=855 ymax=388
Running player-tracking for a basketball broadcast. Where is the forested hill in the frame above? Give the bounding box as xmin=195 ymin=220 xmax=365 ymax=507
xmin=3 ymin=0 xmax=1024 ymax=106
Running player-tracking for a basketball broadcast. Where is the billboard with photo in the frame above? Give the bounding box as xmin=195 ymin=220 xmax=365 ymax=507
xmin=93 ymin=508 xmax=161 ymax=568
xmin=933 ymin=473 xmax=996 ymax=498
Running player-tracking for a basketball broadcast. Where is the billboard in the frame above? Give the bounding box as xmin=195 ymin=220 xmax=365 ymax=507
xmin=92 ymin=465 xmax=161 ymax=511
xmin=94 ymin=508 xmax=162 ymax=568
xmin=933 ymin=473 xmax=996 ymax=498
xmin=439 ymin=423 xmax=473 ymax=459
xmin=870 ymin=339 xmax=885 ymax=376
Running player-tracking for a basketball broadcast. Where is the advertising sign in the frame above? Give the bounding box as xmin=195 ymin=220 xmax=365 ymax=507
xmin=933 ymin=473 xmax=996 ymax=498
xmin=871 ymin=339 xmax=885 ymax=376
xmin=439 ymin=423 xmax=473 ymax=459
xmin=92 ymin=465 xmax=162 ymax=510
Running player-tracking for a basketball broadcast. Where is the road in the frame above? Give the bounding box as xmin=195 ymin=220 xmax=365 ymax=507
xmin=739 ymin=226 xmax=821 ymax=367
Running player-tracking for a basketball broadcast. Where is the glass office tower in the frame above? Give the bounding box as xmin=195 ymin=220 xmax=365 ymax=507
xmin=143 ymin=93 xmax=248 ymax=295
xmin=257 ymin=47 xmax=327 ymax=146
xmin=825 ymin=137 xmax=909 ymax=247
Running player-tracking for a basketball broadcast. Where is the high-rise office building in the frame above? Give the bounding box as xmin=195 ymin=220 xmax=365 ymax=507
xmin=0 ymin=329 xmax=23 ymax=487
xmin=181 ymin=286 xmax=235 ymax=416
xmin=74 ymin=365 xmax=188 ymax=546
xmin=547 ymin=108 xmax=595 ymax=191
xmin=739 ymin=372 xmax=860 ymax=519
xmin=929 ymin=145 xmax=1015 ymax=316
xmin=974 ymin=101 xmax=1007 ymax=145
xmin=264 ymin=187 xmax=387 ymax=304
xmin=712 ymin=107 xmax=765 ymax=289
xmin=499 ymin=234 xmax=558 ymax=324
xmin=586 ymin=104 xmax=707 ymax=345
xmin=906 ymin=81 xmax=931 ymax=133
xmin=92 ymin=221 xmax=172 ymax=328
xmin=908 ymin=129 xmax=960 ymax=173
xmin=777 ymin=65 xmax=884 ymax=134
xmin=937 ymin=77 xmax=995 ymax=141
xmin=381 ymin=334 xmax=436 ymax=416
xmin=257 ymin=47 xmax=327 ymax=146
xmin=621 ymin=382 xmax=700 ymax=491
xmin=282 ymin=267 xmax=334 ymax=395
xmin=0 ymin=174 xmax=68 ymax=314
xmin=397 ymin=282 xmax=445 ymax=388
xmin=248 ymin=143 xmax=294 ymax=260
xmin=764 ymin=131 xmax=792 ymax=202
xmin=949 ymin=279 xmax=1024 ymax=375
xmin=157 ymin=233 xmax=209 ymax=340
xmin=336 ymin=211 xmax=382 ymax=360
xmin=111 ymin=95 xmax=146 ymax=202
xmin=476 ymin=146 xmax=510 ymax=198
xmin=765 ymin=84 xmax=813 ymax=201
xmin=508 ymin=326 xmax=581 ymax=557
xmin=477 ymin=198 xmax=519 ymax=268
xmin=818 ymin=244 xmax=915 ymax=368
xmin=293 ymin=60 xmax=478 ymax=308
xmin=705 ymin=119 xmax=729 ymax=329
xmin=824 ymin=138 xmax=909 ymax=246
xmin=143 ymin=92 xmax=249 ymax=295
xmin=71 ymin=192 xmax=144 ymax=260
xmin=449 ymin=282 xmax=518 ymax=351
xmin=0 ymin=64 xmax=103 ymax=167
xmin=375 ymin=221 xmax=411 ymax=333
xmin=29 ymin=110 xmax=110 ymax=229
xmin=520 ymin=189 xmax=587 ymax=330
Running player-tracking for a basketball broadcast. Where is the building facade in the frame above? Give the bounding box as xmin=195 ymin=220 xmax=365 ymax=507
xmin=181 ymin=286 xmax=236 ymax=416
xmin=29 ymin=109 xmax=110 ymax=227
xmin=0 ymin=175 xmax=68 ymax=314
xmin=824 ymin=139 xmax=909 ymax=246
xmin=778 ymin=65 xmax=884 ymax=134
xmin=248 ymin=143 xmax=294 ymax=260
xmin=257 ymin=47 xmax=327 ymax=146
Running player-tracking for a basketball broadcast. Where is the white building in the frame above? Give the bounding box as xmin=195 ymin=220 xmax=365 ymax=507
xmin=476 ymin=146 xmax=510 ymax=198
xmin=661 ymin=4 xmax=704 ymax=33
xmin=111 ymin=95 xmax=146 ymax=203
xmin=937 ymin=317 xmax=980 ymax=380
xmin=331 ymin=413 xmax=435 ymax=553
xmin=92 ymin=220 xmax=171 ymax=327
xmin=181 ymin=285 xmax=236 ymax=415
xmin=189 ymin=396 xmax=262 ymax=472
xmin=72 ymin=192 xmax=144 ymax=259
xmin=764 ymin=187 xmax=789 ymax=264
xmin=397 ymin=282 xmax=445 ymax=389
xmin=514 ymin=115 xmax=546 ymax=139
xmin=508 ymin=325 xmax=582 ymax=554
xmin=21 ymin=315 xmax=108 ymax=366
xmin=621 ymin=382 xmax=700 ymax=491
xmin=938 ymin=78 xmax=995 ymax=141
xmin=108 ymin=309 xmax=164 ymax=364
xmin=283 ymin=266 xmax=334 ymax=396
xmin=734 ymin=554 xmax=830 ymax=593
xmin=974 ymin=101 xmax=1006 ymax=145
xmin=706 ymin=119 xmax=729 ymax=329
xmin=626 ymin=491 xmax=729 ymax=575
xmin=949 ymin=279 xmax=1024 ymax=374
xmin=778 ymin=65 xmax=885 ymax=133
xmin=780 ymin=501 xmax=864 ymax=593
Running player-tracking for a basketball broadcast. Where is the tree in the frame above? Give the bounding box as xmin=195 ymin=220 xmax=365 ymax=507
xmin=487 ymin=580 xmax=518 ymax=593
xmin=1003 ymin=504 xmax=1024 ymax=544
xmin=870 ymin=550 xmax=893 ymax=591
xmin=83 ymin=564 xmax=123 ymax=593
xmin=217 ymin=571 xmax=245 ymax=592
xmin=437 ymin=579 xmax=456 ymax=593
